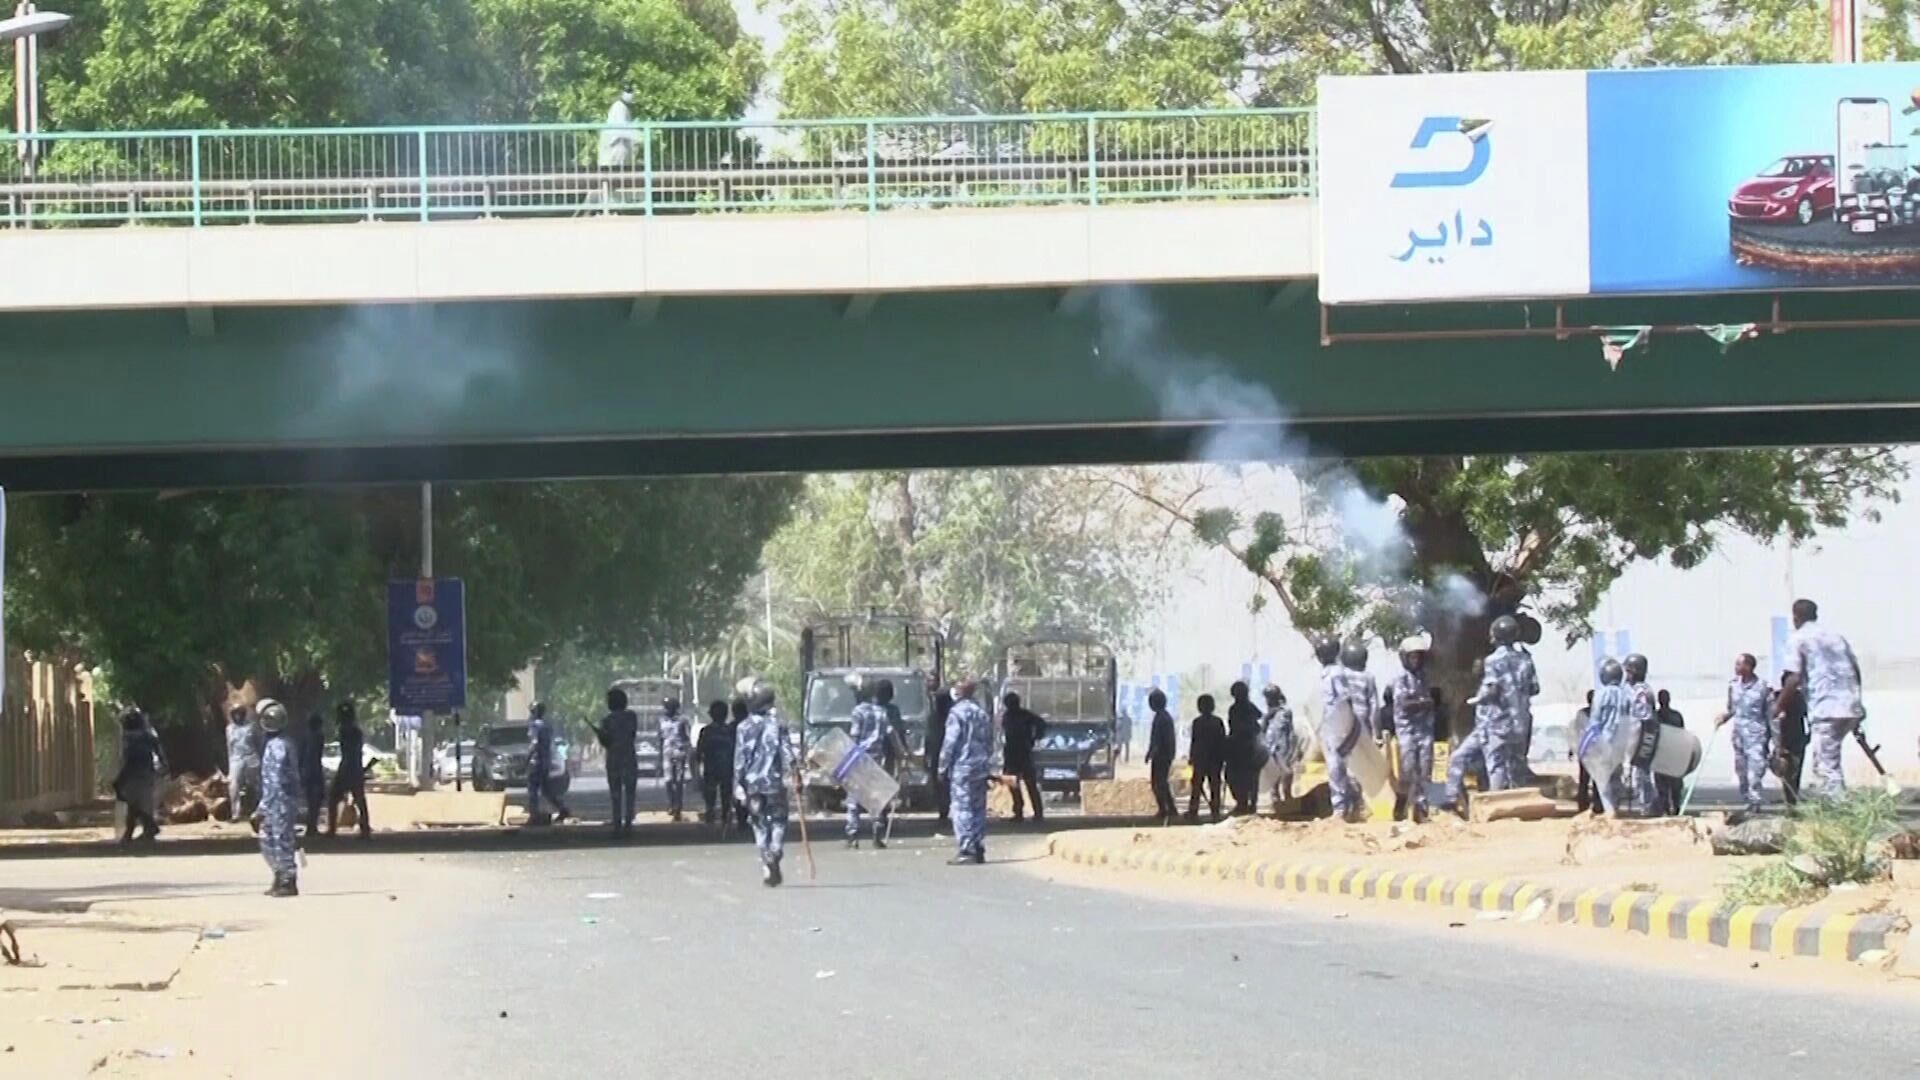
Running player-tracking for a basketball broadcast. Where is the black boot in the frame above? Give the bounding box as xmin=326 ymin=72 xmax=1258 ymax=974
xmin=767 ymin=857 xmax=784 ymax=888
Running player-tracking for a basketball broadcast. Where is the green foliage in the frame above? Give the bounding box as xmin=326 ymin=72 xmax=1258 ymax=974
xmin=760 ymin=470 xmax=1162 ymax=674
xmin=766 ymin=0 xmax=1244 ymax=116
xmin=1785 ymin=788 xmax=1906 ymax=885
xmin=14 ymin=0 xmax=758 ymax=134
xmin=1722 ymin=859 xmax=1825 ymax=911
xmin=4 ymin=478 xmax=797 ymax=735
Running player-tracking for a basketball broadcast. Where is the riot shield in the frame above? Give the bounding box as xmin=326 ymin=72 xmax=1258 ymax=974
xmin=806 ymin=727 xmax=901 ymax=813
xmin=1320 ymin=700 xmax=1391 ymax=802
xmin=1650 ymin=726 xmax=1702 ymax=780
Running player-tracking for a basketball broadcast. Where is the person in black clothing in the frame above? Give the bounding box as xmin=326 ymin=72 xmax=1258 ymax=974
xmin=1186 ymin=694 xmax=1226 ymax=822
xmin=1224 ymin=681 xmax=1262 ymax=816
xmin=1144 ymin=690 xmax=1177 ymax=823
xmin=999 ymin=692 xmax=1048 ymax=823
xmin=697 ymin=699 xmax=736 ymax=826
xmin=1655 ymin=690 xmax=1685 ymax=816
xmin=300 ymin=712 xmax=327 ymax=833
xmin=927 ymin=676 xmax=954 ymax=822
xmin=590 ymin=689 xmax=640 ymax=834
xmin=113 ymin=709 xmax=166 ymax=844
xmin=327 ymin=701 xmax=372 ymax=838
xmin=1774 ymin=672 xmax=1810 ymax=805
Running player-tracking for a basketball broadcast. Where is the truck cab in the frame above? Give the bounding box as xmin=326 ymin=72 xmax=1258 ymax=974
xmin=798 ymin=614 xmax=944 ymax=810
xmin=992 ymin=635 xmax=1119 ymax=795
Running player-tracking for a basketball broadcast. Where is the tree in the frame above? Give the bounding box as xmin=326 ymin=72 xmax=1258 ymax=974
xmin=4 ymin=478 xmax=798 ymax=771
xmin=775 ymin=0 xmax=1915 ymax=726
xmin=766 ymin=0 xmax=1246 ymax=116
xmin=5 ymin=0 xmax=761 ymax=134
xmin=759 ymin=470 xmax=1164 ymax=678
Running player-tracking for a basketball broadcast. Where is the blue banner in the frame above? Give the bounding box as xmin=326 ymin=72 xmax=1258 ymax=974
xmin=388 ymin=579 xmax=466 ymax=712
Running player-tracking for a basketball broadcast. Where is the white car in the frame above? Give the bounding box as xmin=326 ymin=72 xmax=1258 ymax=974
xmin=320 ymin=741 xmax=398 ymax=780
xmin=434 ymin=740 xmax=476 ymax=783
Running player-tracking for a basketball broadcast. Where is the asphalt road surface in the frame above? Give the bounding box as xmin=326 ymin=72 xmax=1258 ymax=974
xmin=370 ymin=833 xmax=1920 ymax=1079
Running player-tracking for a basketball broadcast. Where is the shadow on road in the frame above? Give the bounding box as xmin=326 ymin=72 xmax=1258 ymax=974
xmin=0 ymin=813 xmax=1161 ymax=862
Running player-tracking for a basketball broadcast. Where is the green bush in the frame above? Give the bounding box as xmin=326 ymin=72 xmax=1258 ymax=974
xmin=1724 ymin=860 xmax=1825 ymax=911
xmin=1785 ymin=788 xmax=1904 ymax=885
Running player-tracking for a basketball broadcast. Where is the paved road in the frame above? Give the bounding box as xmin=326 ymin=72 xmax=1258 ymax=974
xmin=367 ymin=835 xmax=1919 ymax=1079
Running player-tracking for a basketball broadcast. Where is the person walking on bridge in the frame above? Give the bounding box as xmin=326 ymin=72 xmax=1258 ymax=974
xmin=1779 ymin=598 xmax=1864 ymax=799
xmin=592 ymin=689 xmax=640 ymax=835
xmin=940 ymin=679 xmax=994 ymax=865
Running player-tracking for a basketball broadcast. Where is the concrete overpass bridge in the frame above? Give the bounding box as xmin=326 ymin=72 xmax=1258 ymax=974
xmin=0 ymin=108 xmax=1917 ymax=492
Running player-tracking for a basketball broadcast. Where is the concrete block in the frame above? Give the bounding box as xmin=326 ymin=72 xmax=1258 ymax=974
xmin=1470 ymin=788 xmax=1559 ymax=823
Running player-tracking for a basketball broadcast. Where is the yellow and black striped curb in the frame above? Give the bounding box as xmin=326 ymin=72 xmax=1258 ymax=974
xmin=1047 ymin=834 xmax=1548 ymax=915
xmin=1555 ymin=887 xmax=1899 ymax=962
xmin=1046 ymin=835 xmax=1901 ymax=964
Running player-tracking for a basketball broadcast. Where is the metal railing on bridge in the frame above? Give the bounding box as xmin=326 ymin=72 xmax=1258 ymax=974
xmin=0 ymin=109 xmax=1315 ymax=228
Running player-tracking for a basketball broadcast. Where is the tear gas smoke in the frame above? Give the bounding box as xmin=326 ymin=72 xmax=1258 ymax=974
xmin=1086 ymin=286 xmax=1489 ymax=628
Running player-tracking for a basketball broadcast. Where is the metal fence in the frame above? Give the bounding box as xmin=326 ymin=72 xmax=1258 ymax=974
xmin=0 ymin=109 xmax=1315 ymax=228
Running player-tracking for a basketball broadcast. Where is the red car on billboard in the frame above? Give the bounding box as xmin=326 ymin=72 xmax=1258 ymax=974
xmin=1727 ymin=154 xmax=1836 ymax=225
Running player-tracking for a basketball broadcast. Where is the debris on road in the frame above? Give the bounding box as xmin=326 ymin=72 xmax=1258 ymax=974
xmin=1711 ymin=817 xmax=1789 ymax=856
xmin=814 ymin=969 xmax=837 ymax=980
xmin=585 ymin=892 xmax=621 ymax=900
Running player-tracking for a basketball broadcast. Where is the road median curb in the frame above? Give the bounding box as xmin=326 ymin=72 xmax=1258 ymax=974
xmin=1045 ymin=832 xmax=1900 ymax=966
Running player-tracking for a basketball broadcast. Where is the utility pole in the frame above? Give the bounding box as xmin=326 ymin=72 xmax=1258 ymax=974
xmin=419 ymin=482 xmax=437 ymax=791
xmin=1830 ymin=0 xmax=1860 ymax=63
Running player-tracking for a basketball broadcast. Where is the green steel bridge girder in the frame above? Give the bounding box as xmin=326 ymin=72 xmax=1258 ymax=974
xmin=3 ymin=283 xmax=1920 ymax=492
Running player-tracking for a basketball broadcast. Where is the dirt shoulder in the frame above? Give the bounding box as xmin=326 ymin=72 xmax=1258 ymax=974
xmin=1 ymin=852 xmax=472 ymax=1078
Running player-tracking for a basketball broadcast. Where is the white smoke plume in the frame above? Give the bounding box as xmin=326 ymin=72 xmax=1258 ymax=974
xmin=1085 ymin=285 xmax=1487 ymax=630
xmin=285 ymin=305 xmax=526 ymax=441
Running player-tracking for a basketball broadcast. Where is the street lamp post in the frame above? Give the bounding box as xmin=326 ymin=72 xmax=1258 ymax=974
xmin=3 ymin=5 xmax=70 ymax=180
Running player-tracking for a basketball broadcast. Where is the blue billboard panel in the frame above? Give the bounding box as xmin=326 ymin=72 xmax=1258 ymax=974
xmin=388 ymin=578 xmax=467 ymax=712
xmin=1590 ymin=64 xmax=1920 ymax=294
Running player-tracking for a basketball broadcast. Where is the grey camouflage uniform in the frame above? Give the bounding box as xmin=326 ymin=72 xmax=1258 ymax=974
xmin=1587 ymin=683 xmax=1632 ymax=814
xmin=939 ymin=698 xmax=993 ymax=858
xmin=1389 ymin=668 xmax=1434 ymax=814
xmin=1509 ymin=646 xmax=1540 ymax=765
xmin=1726 ymin=675 xmax=1773 ymax=813
xmin=258 ymin=735 xmax=301 ymax=876
xmin=1786 ymin=623 xmax=1864 ymax=798
xmin=662 ymin=713 xmax=692 ymax=817
xmin=733 ymin=708 xmax=791 ymax=865
xmin=845 ymin=700 xmax=893 ymax=840
xmin=1262 ymin=703 xmax=1295 ymax=787
xmin=1318 ymin=664 xmax=1362 ymax=817
xmin=1624 ymin=680 xmax=1661 ymax=815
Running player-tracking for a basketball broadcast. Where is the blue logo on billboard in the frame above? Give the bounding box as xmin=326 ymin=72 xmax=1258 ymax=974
xmin=1389 ymin=116 xmax=1497 ymax=264
xmin=1389 ymin=116 xmax=1492 ymax=188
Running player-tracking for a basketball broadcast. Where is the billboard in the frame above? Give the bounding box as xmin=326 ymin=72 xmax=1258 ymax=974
xmin=1319 ymin=63 xmax=1920 ymax=304
xmin=387 ymin=578 xmax=467 ymax=712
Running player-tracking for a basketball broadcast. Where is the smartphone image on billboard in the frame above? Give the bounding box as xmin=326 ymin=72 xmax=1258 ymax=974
xmin=1836 ymin=97 xmax=1892 ymax=199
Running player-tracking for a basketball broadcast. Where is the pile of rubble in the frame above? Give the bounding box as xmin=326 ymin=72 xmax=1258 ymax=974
xmin=158 ymin=773 xmax=231 ymax=824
